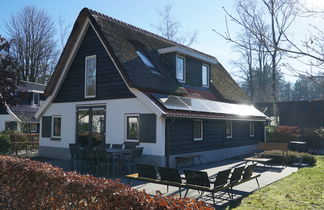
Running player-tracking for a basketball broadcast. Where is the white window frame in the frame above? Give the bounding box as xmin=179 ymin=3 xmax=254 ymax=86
xmin=226 ymin=121 xmax=233 ymax=139
xmin=202 ymin=63 xmax=209 ymax=87
xmin=32 ymin=93 xmax=40 ymax=106
xmin=176 ymin=54 xmax=186 ymax=83
xmin=193 ymin=120 xmax=203 ymax=141
xmin=84 ymin=55 xmax=97 ymax=98
xmin=249 ymin=122 xmax=255 ymax=137
xmin=125 ymin=114 xmax=140 ymax=142
xmin=52 ymin=116 xmax=62 ymax=138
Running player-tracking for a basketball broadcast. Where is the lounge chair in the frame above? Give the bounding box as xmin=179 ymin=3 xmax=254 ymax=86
xmin=157 ymin=167 xmax=183 ymax=196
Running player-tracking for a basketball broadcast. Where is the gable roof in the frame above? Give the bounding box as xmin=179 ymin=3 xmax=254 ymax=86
xmin=45 ymin=8 xmax=249 ymax=104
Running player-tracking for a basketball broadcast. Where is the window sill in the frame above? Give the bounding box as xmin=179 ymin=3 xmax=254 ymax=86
xmin=194 ymin=139 xmax=203 ymax=142
xmin=50 ymin=137 xmax=61 ymax=141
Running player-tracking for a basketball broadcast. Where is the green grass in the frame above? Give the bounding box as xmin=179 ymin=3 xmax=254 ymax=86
xmin=232 ymin=156 xmax=324 ymax=210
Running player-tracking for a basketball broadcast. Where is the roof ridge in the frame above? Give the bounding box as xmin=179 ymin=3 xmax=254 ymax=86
xmin=88 ymin=8 xmax=216 ymax=59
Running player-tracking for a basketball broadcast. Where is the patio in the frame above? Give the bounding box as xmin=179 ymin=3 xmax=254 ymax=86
xmin=122 ymin=159 xmax=298 ymax=209
xmin=31 ymin=155 xmax=298 ymax=208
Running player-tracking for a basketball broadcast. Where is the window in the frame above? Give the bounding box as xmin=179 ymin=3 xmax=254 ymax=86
xmin=33 ymin=93 xmax=40 ymax=106
xmin=249 ymin=122 xmax=254 ymax=137
xmin=176 ymin=55 xmax=185 ymax=82
xmin=136 ymin=51 xmax=155 ymax=69
xmin=193 ymin=120 xmax=203 ymax=141
xmin=5 ymin=121 xmax=17 ymax=131
xmin=226 ymin=121 xmax=232 ymax=138
xmin=126 ymin=115 xmax=139 ymax=141
xmin=85 ymin=55 xmax=96 ymax=98
xmin=52 ymin=116 xmax=61 ymax=138
xmin=202 ymin=64 xmax=209 ymax=87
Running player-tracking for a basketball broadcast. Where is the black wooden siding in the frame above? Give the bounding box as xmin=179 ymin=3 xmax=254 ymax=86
xmin=54 ymin=26 xmax=134 ymax=103
xmin=166 ymin=119 xmax=264 ymax=155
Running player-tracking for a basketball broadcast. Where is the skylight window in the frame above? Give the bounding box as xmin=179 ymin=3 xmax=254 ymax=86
xmin=136 ymin=51 xmax=155 ymax=69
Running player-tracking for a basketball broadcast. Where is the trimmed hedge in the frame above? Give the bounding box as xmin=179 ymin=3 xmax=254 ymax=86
xmin=260 ymin=150 xmax=316 ymax=166
xmin=0 ymin=156 xmax=212 ymax=209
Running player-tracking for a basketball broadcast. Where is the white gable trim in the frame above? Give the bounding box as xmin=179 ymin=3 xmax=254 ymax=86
xmin=35 ymin=18 xmax=91 ymax=119
xmin=36 ymin=18 xmax=165 ymax=119
xmin=158 ymin=46 xmax=218 ymax=65
xmin=6 ymin=108 xmax=21 ymax=123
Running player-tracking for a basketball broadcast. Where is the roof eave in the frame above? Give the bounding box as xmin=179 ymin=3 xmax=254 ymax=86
xmin=158 ymin=46 xmax=218 ymax=65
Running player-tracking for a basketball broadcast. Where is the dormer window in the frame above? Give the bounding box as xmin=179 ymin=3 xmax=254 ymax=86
xmin=85 ymin=55 xmax=96 ymax=98
xmin=33 ymin=93 xmax=40 ymax=106
xmin=202 ymin=64 xmax=209 ymax=87
xmin=176 ymin=55 xmax=185 ymax=82
xmin=136 ymin=51 xmax=156 ymax=69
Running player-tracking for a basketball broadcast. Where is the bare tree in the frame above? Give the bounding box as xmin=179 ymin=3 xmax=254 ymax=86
xmin=154 ymin=4 xmax=198 ymax=46
xmin=216 ymin=0 xmax=297 ymax=125
xmin=7 ymin=6 xmax=58 ymax=84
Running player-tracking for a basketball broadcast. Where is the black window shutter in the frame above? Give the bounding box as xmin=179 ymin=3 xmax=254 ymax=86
xmin=41 ymin=116 xmax=52 ymax=138
xmin=139 ymin=114 xmax=156 ymax=143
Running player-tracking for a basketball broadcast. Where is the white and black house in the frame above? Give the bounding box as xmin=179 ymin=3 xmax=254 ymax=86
xmin=35 ymin=8 xmax=268 ymax=166
xmin=0 ymin=82 xmax=46 ymax=134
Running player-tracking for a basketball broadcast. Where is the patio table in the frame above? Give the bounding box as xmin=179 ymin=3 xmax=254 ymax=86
xmin=106 ymin=149 xmax=132 ymax=176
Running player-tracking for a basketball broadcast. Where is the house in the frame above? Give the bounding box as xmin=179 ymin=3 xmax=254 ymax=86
xmin=35 ymin=8 xmax=268 ymax=167
xmin=0 ymin=81 xmax=46 ymax=134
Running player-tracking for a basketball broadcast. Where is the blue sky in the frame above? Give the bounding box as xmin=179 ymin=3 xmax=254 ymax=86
xmin=1 ymin=0 xmax=323 ymax=83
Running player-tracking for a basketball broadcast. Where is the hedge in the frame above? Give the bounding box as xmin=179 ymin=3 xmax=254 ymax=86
xmin=260 ymin=150 xmax=316 ymax=166
xmin=0 ymin=156 xmax=212 ymax=209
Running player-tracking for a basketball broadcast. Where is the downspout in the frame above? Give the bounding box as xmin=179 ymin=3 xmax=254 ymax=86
xmin=165 ymin=117 xmax=175 ymax=167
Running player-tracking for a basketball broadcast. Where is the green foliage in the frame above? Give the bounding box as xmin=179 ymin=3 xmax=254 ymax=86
xmin=0 ymin=134 xmax=11 ymax=154
xmin=233 ymin=156 xmax=324 ymax=209
xmin=0 ymin=156 xmax=212 ymax=209
xmin=302 ymin=128 xmax=324 ymax=153
xmin=260 ymin=150 xmax=316 ymax=166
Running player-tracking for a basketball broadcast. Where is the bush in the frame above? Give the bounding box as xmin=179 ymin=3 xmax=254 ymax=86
xmin=0 ymin=134 xmax=11 ymax=154
xmin=302 ymin=128 xmax=324 ymax=154
xmin=272 ymin=126 xmax=301 ymax=142
xmin=260 ymin=150 xmax=316 ymax=166
xmin=0 ymin=156 xmax=212 ymax=209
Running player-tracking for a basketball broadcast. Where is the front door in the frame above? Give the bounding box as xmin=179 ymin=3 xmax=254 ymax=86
xmin=76 ymin=106 xmax=106 ymax=147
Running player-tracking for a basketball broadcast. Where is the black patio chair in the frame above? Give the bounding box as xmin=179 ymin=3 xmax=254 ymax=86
xmin=242 ymin=163 xmax=260 ymax=188
xmin=228 ymin=166 xmax=245 ymax=199
xmin=69 ymin=144 xmax=81 ymax=170
xmin=96 ymin=148 xmax=110 ymax=176
xmin=124 ymin=144 xmax=137 ymax=149
xmin=183 ymin=169 xmax=210 ymax=197
xmin=112 ymin=144 xmax=123 ymax=149
xmin=211 ymin=169 xmax=232 ymax=203
xmin=158 ymin=167 xmax=183 ymax=196
xmin=123 ymin=147 xmax=144 ymax=173
xmin=137 ymin=164 xmax=157 ymax=179
xmin=81 ymin=146 xmax=97 ymax=172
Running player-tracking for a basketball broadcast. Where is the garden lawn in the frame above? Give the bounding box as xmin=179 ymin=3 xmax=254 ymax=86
xmin=233 ymin=156 xmax=324 ymax=210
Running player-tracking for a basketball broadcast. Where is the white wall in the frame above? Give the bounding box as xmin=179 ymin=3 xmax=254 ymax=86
xmin=0 ymin=114 xmax=16 ymax=132
xmin=39 ymin=98 xmax=165 ymax=156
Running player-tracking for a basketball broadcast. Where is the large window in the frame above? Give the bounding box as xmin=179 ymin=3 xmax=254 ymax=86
xmin=126 ymin=114 xmax=139 ymax=141
xmin=85 ymin=55 xmax=96 ymax=98
xmin=77 ymin=107 xmax=105 ymax=147
xmin=176 ymin=55 xmax=185 ymax=82
xmin=193 ymin=120 xmax=203 ymax=141
xmin=249 ymin=122 xmax=254 ymax=137
xmin=33 ymin=93 xmax=40 ymax=106
xmin=226 ymin=121 xmax=232 ymax=138
xmin=52 ymin=116 xmax=61 ymax=138
xmin=202 ymin=64 xmax=209 ymax=87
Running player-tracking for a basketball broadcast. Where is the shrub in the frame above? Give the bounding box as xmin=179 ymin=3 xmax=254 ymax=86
xmin=0 ymin=134 xmax=11 ymax=154
xmin=302 ymin=128 xmax=324 ymax=154
xmin=261 ymin=150 xmax=316 ymax=166
xmin=272 ymin=126 xmax=301 ymax=142
xmin=0 ymin=156 xmax=212 ymax=209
